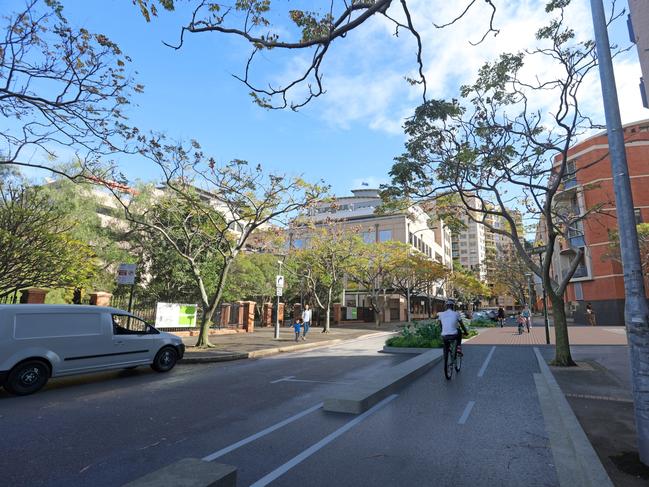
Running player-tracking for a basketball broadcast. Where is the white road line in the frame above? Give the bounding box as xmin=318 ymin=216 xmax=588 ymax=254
xmin=270 ymin=376 xmax=295 ymax=384
xmin=278 ymin=378 xmax=352 ymax=385
xmin=249 ymin=394 xmax=399 ymax=487
xmin=458 ymin=400 xmax=476 ymax=425
xmin=477 ymin=346 xmax=496 ymax=377
xmin=201 ymin=402 xmax=323 ymax=462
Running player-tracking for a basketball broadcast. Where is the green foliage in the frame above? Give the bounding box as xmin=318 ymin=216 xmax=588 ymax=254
xmin=386 ymin=319 xmax=478 ymax=348
xmin=0 ymin=180 xmax=99 ymax=298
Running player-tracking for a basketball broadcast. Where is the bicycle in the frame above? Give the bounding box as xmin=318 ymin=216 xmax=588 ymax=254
xmin=443 ymin=335 xmax=462 ymax=380
xmin=517 ymin=318 xmax=524 ymax=335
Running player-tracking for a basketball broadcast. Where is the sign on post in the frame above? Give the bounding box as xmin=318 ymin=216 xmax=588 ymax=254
xmin=117 ymin=263 xmax=137 ymax=285
xmin=531 ymin=245 xmax=547 ymax=255
xmin=276 ymin=275 xmax=284 ymax=289
xmin=155 ymin=303 xmax=198 ymax=328
xmin=276 ymin=287 xmax=283 ymax=297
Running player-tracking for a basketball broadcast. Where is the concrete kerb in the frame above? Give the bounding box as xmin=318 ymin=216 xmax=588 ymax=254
xmin=323 ymin=348 xmax=443 ymax=414
xmin=533 ymin=347 xmax=614 ymax=487
xmin=122 ymin=458 xmax=236 ymax=487
xmin=180 ymin=331 xmax=394 ymax=364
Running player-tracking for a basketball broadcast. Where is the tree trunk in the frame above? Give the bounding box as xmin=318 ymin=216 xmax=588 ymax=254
xmin=195 ymin=306 xmax=215 ymax=348
xmin=323 ymin=288 xmax=332 ymax=333
xmin=549 ymin=291 xmax=576 ymax=366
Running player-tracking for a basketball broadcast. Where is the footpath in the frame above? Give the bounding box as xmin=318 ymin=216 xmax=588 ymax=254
xmin=178 ymin=323 xmax=400 ymax=363
xmin=467 ymin=322 xmax=649 ymax=486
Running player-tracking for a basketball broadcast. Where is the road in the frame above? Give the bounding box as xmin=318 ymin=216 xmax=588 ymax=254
xmin=0 ymin=334 xmax=560 ymax=486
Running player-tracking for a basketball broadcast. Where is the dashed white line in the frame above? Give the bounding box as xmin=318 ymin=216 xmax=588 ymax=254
xmin=477 ymin=346 xmax=496 ymax=377
xmin=201 ymin=402 xmax=323 ymax=461
xmin=458 ymin=401 xmax=476 ymax=425
xmin=249 ymin=394 xmax=399 ymax=487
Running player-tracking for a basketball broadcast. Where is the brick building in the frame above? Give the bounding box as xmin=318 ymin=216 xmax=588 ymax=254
xmin=552 ymin=119 xmax=649 ymax=325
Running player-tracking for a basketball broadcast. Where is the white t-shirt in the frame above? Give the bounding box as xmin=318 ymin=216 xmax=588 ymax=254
xmin=438 ymin=309 xmax=462 ymax=336
xmin=302 ymin=309 xmax=312 ymax=322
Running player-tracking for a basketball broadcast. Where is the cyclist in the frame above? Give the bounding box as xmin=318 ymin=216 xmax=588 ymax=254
xmin=438 ymin=300 xmax=469 ymax=357
xmin=497 ymin=306 xmax=506 ymax=328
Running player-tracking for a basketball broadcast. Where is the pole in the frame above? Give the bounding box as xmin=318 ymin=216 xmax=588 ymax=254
xmin=406 ymin=285 xmax=411 ymax=323
xmin=539 ymin=254 xmax=550 ymax=344
xmin=127 ymin=284 xmax=135 ymax=314
xmin=274 ymin=261 xmax=282 ymax=340
xmin=590 ymin=0 xmax=649 ymax=465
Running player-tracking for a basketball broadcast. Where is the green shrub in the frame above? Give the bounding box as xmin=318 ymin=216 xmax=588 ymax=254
xmin=470 ymin=317 xmax=496 ymax=327
xmin=386 ymin=320 xmax=478 ymax=348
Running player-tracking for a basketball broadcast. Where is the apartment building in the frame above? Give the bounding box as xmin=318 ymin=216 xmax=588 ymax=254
xmin=451 ymin=196 xmax=487 ymax=280
xmin=551 ymin=119 xmax=649 ymax=325
xmin=292 ymin=188 xmax=454 ymax=321
xmin=629 ymin=0 xmax=649 ymax=107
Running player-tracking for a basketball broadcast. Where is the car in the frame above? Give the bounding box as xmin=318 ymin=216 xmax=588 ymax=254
xmin=0 ymin=305 xmax=185 ymax=396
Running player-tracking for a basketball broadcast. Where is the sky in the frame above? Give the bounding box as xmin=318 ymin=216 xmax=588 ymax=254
xmin=4 ymin=0 xmax=648 ymax=196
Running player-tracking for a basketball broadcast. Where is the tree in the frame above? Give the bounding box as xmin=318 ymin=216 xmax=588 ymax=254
xmin=0 ymin=0 xmax=140 ymax=178
xmin=111 ymin=139 xmax=326 ymax=346
xmin=348 ymin=241 xmax=405 ymax=326
xmin=135 ymin=0 xmax=500 ymax=109
xmin=485 ymin=248 xmax=531 ymax=307
xmin=38 ymin=174 xmax=132 ymax=300
xmin=448 ymin=264 xmax=490 ymax=308
xmin=291 ymin=227 xmax=361 ymax=332
xmin=385 ymin=2 xmax=623 ymax=366
xmin=0 ymin=180 xmax=98 ymax=298
xmin=388 ymin=245 xmax=448 ymax=320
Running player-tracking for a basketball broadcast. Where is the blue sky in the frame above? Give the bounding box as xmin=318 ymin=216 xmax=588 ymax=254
xmin=5 ymin=0 xmax=647 ymax=196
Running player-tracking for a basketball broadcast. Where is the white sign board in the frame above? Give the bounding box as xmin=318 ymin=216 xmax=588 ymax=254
xmin=276 ymin=287 xmax=283 ymax=297
xmin=155 ymin=303 xmax=198 ymax=328
xmin=117 ymin=263 xmax=137 ymax=285
xmin=276 ymin=275 xmax=285 ymax=289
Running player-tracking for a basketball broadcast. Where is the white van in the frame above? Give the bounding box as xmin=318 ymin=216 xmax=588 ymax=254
xmin=0 ymin=305 xmax=185 ymax=395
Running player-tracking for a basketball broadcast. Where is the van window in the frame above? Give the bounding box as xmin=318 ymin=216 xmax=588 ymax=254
xmin=14 ymin=313 xmax=102 ymax=339
xmin=112 ymin=314 xmax=150 ymax=335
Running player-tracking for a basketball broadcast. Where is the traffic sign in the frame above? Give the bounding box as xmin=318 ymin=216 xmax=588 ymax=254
xmin=117 ymin=263 xmax=136 ymax=285
xmin=531 ymin=245 xmax=547 ymax=255
xmin=276 ymin=275 xmax=284 ymax=289
xmin=276 ymin=287 xmax=283 ymax=297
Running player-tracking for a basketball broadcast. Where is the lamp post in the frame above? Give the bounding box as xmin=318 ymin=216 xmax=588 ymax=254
xmin=590 ymin=0 xmax=649 ymax=464
xmin=274 ymin=260 xmax=284 ymax=340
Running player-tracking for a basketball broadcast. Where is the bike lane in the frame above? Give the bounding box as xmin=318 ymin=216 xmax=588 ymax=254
xmin=241 ymin=345 xmax=559 ymax=487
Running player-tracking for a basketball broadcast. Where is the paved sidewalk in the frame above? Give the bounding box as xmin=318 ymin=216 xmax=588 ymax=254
xmin=540 ymin=346 xmax=649 ymax=486
xmin=180 ymin=323 xmax=400 ymax=361
xmin=466 ymin=325 xmax=628 ymax=346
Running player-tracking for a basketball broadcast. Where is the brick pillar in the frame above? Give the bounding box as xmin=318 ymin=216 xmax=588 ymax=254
xmin=236 ymin=301 xmax=245 ymax=328
xmin=89 ymin=292 xmax=112 ymax=307
xmin=277 ymin=302 xmax=285 ymax=325
xmin=19 ymin=288 xmax=48 ymax=304
xmin=242 ymin=301 xmax=255 ymax=332
xmin=293 ymin=303 xmax=302 ymax=320
xmin=263 ymin=303 xmax=273 ymax=327
xmin=333 ymin=303 xmax=342 ymax=324
xmin=220 ymin=304 xmax=231 ymax=327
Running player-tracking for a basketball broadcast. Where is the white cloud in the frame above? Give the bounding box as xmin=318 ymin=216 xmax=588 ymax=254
xmin=268 ymin=0 xmax=646 ymax=135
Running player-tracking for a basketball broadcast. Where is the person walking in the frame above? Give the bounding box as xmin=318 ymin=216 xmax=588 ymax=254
xmin=522 ymin=305 xmax=532 ymax=333
xmin=301 ymin=304 xmax=312 ymax=340
xmin=292 ymin=319 xmax=303 ymax=342
xmin=585 ymin=303 xmax=597 ymax=326
xmin=497 ymin=306 xmax=506 ymax=328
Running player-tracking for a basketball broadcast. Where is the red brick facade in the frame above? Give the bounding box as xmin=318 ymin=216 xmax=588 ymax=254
xmin=555 ymin=119 xmax=649 ymax=325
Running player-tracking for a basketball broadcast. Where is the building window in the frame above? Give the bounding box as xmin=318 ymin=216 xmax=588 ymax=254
xmin=293 ymin=239 xmax=304 ymax=249
xmin=635 ymin=208 xmax=643 ymax=225
xmin=362 ymin=231 xmax=376 ymax=244
xmin=574 ymin=282 xmax=583 ymax=301
xmin=379 ymin=229 xmax=392 ymax=242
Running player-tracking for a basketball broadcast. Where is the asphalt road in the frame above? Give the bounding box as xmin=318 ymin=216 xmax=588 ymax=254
xmin=1 ymin=335 xmax=560 ymax=486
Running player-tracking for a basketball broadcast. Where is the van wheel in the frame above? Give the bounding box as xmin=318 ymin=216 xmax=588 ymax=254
xmin=4 ymin=360 xmax=50 ymax=396
xmin=151 ymin=347 xmax=178 ymax=372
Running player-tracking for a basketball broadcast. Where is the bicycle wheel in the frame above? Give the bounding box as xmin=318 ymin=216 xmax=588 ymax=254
xmin=455 ymin=349 xmax=462 ymax=372
xmin=444 ymin=342 xmax=454 ymax=380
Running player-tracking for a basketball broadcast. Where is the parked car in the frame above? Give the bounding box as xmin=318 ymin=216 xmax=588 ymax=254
xmin=0 ymin=305 xmax=185 ymax=396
